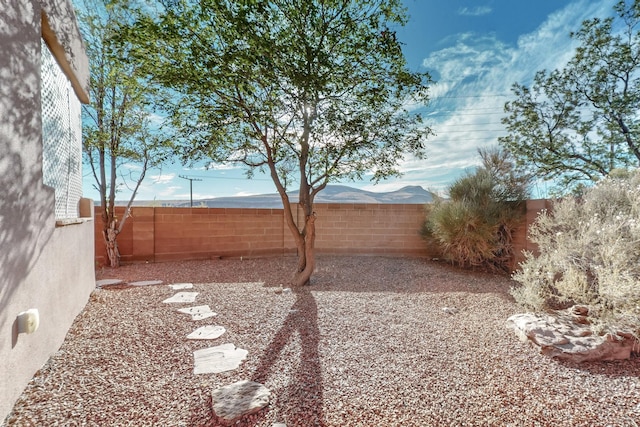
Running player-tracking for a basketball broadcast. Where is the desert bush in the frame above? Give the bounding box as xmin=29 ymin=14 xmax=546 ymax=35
xmin=422 ymin=148 xmax=529 ymax=272
xmin=511 ymin=169 xmax=640 ymax=331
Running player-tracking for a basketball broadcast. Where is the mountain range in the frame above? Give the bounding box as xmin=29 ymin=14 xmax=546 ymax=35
xmin=160 ymin=185 xmax=435 ymax=208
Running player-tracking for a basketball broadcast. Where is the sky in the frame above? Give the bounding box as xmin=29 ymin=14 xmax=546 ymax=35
xmin=82 ymin=0 xmax=618 ymax=202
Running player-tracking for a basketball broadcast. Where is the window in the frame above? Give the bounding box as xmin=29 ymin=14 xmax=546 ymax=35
xmin=41 ymin=39 xmax=82 ymax=220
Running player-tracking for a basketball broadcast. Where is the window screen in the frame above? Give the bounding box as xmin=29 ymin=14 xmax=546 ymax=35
xmin=41 ymin=39 xmax=83 ymax=220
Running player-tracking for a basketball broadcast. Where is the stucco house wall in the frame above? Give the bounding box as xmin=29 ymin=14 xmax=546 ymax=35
xmin=0 ymin=0 xmax=93 ymax=421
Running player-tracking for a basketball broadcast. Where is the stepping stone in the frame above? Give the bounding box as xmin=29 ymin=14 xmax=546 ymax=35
xmin=187 ymin=325 xmax=226 ymax=340
xmin=211 ymin=380 xmax=271 ymax=425
xmin=194 ymin=344 xmax=248 ymax=374
xmin=442 ymin=307 xmax=459 ymax=315
xmin=169 ymin=283 xmax=193 ymax=290
xmin=163 ymin=292 xmax=199 ymax=303
xmin=130 ymin=280 xmax=163 ymax=287
xmin=178 ymin=305 xmax=217 ymax=321
xmin=95 ymin=279 xmax=123 ymax=287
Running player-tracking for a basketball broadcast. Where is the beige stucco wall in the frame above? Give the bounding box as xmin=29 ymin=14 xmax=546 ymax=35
xmin=0 ymin=0 xmax=93 ymax=421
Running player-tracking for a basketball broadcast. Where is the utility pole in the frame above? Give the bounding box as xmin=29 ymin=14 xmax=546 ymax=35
xmin=179 ymin=175 xmax=202 ymax=207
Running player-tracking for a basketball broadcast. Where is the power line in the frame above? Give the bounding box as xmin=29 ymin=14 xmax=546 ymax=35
xmin=180 ymin=174 xmax=272 ymax=181
xmin=433 ymin=129 xmax=507 ymax=133
xmin=179 ymin=175 xmax=202 ymax=207
xmin=433 ymin=94 xmax=512 ymax=99
xmin=428 ymin=137 xmax=504 ymax=143
xmin=426 ymin=110 xmax=507 ymax=116
xmin=431 ymin=121 xmax=504 ymax=126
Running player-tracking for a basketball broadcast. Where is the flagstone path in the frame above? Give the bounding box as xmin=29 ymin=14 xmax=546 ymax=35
xmin=96 ymin=278 xmax=284 ymax=426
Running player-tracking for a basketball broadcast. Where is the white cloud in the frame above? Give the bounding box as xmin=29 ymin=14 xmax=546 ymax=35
xmin=204 ymin=162 xmax=238 ymax=171
xmin=150 ymin=172 xmax=176 ymax=184
xmin=233 ymin=191 xmax=262 ymax=197
xmin=408 ymin=0 xmax=616 ymax=193
xmin=458 ymin=6 xmax=492 ymax=17
xmin=146 ymin=112 xmax=166 ymax=127
xmin=512 ymin=0 xmax=615 ymax=83
xmin=156 ymin=185 xmax=181 ymax=197
xmin=120 ymin=162 xmax=142 ymax=171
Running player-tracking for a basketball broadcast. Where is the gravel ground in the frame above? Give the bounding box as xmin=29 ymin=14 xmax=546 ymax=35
xmin=4 ymin=255 xmax=640 ymax=426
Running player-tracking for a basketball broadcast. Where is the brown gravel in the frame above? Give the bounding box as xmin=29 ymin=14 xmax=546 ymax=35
xmin=3 ymin=255 xmax=640 ymax=426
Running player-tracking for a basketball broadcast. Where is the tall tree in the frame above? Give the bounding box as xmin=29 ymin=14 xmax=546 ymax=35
xmin=500 ymin=0 xmax=640 ymax=194
xmin=128 ymin=0 xmax=432 ymax=285
xmin=78 ymin=0 xmax=173 ymax=267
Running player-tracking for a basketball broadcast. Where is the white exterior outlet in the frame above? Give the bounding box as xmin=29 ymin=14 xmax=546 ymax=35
xmin=17 ymin=309 xmax=40 ymax=334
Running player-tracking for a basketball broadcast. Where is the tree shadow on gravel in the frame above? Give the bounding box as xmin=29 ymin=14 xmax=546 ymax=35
xmin=250 ymin=287 xmax=326 ymax=427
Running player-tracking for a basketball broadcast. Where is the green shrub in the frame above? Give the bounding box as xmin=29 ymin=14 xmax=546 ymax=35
xmin=422 ymin=148 xmax=528 ymax=272
xmin=511 ymin=170 xmax=640 ymax=332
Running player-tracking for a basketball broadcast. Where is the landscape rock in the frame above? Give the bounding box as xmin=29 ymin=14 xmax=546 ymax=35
xmin=129 ymin=280 xmax=163 ymax=287
xmin=169 ymin=283 xmax=193 ymax=290
xmin=211 ymin=380 xmax=271 ymax=425
xmin=507 ymin=306 xmax=637 ymax=362
xmin=442 ymin=307 xmax=458 ymax=315
xmin=178 ymin=305 xmax=217 ymax=321
xmin=193 ymin=343 xmax=248 ymax=374
xmin=162 ymin=292 xmax=199 ymax=303
xmin=187 ymin=325 xmax=226 ymax=340
xmin=95 ymin=279 xmax=123 ymax=288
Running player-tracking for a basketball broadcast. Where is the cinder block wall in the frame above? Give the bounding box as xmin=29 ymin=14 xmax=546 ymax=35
xmin=95 ymin=206 xmax=297 ymax=264
xmin=510 ymin=199 xmax=554 ymax=269
xmin=94 ymin=201 xmax=550 ymax=267
xmin=152 ymin=207 xmax=295 ymax=262
xmin=312 ymin=203 xmax=428 ymax=256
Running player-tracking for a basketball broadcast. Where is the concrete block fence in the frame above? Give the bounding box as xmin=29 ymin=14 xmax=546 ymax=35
xmin=94 ymin=200 xmax=552 ymax=268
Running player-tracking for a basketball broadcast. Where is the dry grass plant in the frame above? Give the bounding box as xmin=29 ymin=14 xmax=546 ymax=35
xmin=422 ymin=166 xmax=526 ymax=273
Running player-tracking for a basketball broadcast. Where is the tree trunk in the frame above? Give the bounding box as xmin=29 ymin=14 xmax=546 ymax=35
xmin=292 ymin=213 xmax=316 ymax=286
xmin=272 ymin=175 xmax=319 ymax=286
xmin=103 ymin=219 xmax=120 ymax=268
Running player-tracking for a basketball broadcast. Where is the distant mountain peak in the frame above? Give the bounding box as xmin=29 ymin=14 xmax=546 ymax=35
xmin=132 ymin=184 xmax=435 ymax=208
